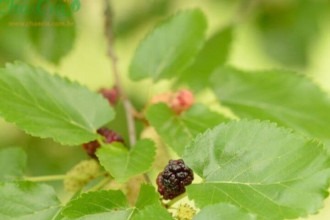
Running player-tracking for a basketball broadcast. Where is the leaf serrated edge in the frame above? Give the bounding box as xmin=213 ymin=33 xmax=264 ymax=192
xmin=0 ymin=61 xmax=115 ymax=145
xmin=183 ymin=119 xmax=330 ymax=176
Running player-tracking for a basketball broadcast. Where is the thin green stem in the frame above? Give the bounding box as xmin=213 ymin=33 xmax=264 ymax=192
xmin=164 ymin=193 xmax=187 ymax=208
xmin=24 ymin=175 xmax=67 ymax=182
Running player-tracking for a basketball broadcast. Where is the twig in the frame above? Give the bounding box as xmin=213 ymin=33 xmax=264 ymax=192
xmin=233 ymin=0 xmax=260 ymax=24
xmin=24 ymin=175 xmax=67 ymax=182
xmin=103 ymin=0 xmax=150 ymax=184
xmin=103 ymin=0 xmax=136 ymax=147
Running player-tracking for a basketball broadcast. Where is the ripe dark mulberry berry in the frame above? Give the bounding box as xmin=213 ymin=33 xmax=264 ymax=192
xmin=82 ymin=128 xmax=124 ymax=158
xmin=156 ymin=159 xmax=194 ymax=200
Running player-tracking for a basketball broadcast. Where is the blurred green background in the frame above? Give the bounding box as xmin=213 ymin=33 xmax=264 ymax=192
xmin=0 ymin=0 xmax=330 ymax=218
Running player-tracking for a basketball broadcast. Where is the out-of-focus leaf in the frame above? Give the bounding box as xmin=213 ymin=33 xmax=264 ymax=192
xmin=0 ymin=62 xmax=115 ymax=145
xmin=176 ymin=27 xmax=233 ymax=91
xmin=146 ymin=103 xmax=227 ymax=155
xmin=29 ymin=0 xmax=76 ymax=64
xmin=0 ymin=4 xmax=30 ymax=63
xmin=129 ymin=9 xmax=207 ymax=81
xmin=0 ymin=182 xmax=61 ymax=220
xmin=184 ymin=120 xmax=330 ymax=219
xmin=0 ymin=148 xmax=26 ymax=181
xmin=0 ymin=0 xmax=78 ymax=64
xmin=256 ymin=0 xmax=328 ymax=67
xmin=97 ymin=140 xmax=156 ymax=183
xmin=114 ymin=0 xmax=171 ymax=38
xmin=211 ymin=66 xmax=330 ymax=146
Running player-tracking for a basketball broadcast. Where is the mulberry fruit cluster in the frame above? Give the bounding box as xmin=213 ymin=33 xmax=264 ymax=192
xmin=170 ymin=89 xmax=194 ymax=114
xmin=99 ymin=86 xmax=119 ymax=106
xmin=82 ymin=128 xmax=124 ymax=158
xmin=175 ymin=203 xmax=196 ymax=220
xmin=156 ymin=159 xmax=194 ymax=200
xmin=64 ymin=159 xmax=100 ymax=192
xmin=150 ymin=89 xmax=194 ymax=115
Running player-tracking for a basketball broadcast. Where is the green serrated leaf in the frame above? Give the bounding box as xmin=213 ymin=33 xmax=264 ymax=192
xmin=146 ymin=103 xmax=227 ymax=155
xmin=61 ymin=190 xmax=129 ymax=219
xmin=0 ymin=181 xmax=61 ymax=220
xmin=0 ymin=62 xmax=115 ymax=145
xmin=0 ymin=148 xmax=26 ymax=181
xmin=132 ymin=204 xmax=173 ymax=220
xmin=184 ymin=120 xmax=330 ymax=220
xmin=97 ymin=139 xmax=156 ymax=183
xmin=211 ymin=66 xmax=330 ymax=146
xmin=129 ymin=9 xmax=207 ymax=81
xmin=176 ymin=26 xmax=233 ymax=91
xmin=135 ymin=184 xmax=160 ymax=209
xmin=29 ymin=1 xmax=75 ymax=64
xmin=193 ymin=203 xmax=256 ymax=220
xmin=132 ymin=185 xmax=172 ymax=219
xmin=62 ymin=210 xmax=135 ymax=220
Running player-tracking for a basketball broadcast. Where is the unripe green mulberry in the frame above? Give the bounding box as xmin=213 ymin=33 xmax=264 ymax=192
xmin=64 ymin=159 xmax=100 ymax=192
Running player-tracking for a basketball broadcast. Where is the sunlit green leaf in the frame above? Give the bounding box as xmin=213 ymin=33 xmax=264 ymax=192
xmin=184 ymin=120 xmax=330 ymax=219
xmin=97 ymin=139 xmax=156 ymax=182
xmin=61 ymin=190 xmax=130 ymax=219
xmin=0 ymin=181 xmax=61 ymax=220
xmin=135 ymin=184 xmax=160 ymax=209
xmin=129 ymin=9 xmax=207 ymax=81
xmin=0 ymin=62 xmax=115 ymax=145
xmin=132 ymin=204 xmax=173 ymax=220
xmin=193 ymin=203 xmax=256 ymax=220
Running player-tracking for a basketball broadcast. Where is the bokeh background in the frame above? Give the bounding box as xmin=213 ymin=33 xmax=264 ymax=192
xmin=0 ymin=0 xmax=330 ymax=219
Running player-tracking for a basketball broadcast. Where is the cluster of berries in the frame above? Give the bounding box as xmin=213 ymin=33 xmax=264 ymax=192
xmin=175 ymin=203 xmax=196 ymax=220
xmin=150 ymin=89 xmax=194 ymax=114
xmin=64 ymin=159 xmax=100 ymax=192
xmin=81 ymin=87 xmax=195 ymax=204
xmin=82 ymin=127 xmax=124 ymax=158
xmin=156 ymin=159 xmax=194 ymax=200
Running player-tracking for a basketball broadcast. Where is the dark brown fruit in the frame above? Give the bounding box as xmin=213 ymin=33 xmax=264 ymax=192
xmin=82 ymin=128 xmax=124 ymax=159
xmin=156 ymin=159 xmax=194 ymax=200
